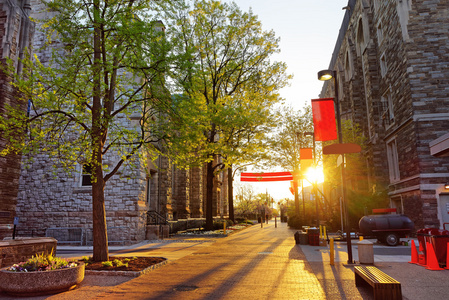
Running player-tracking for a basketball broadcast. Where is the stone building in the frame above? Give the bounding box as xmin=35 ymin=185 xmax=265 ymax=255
xmin=0 ymin=0 xmax=34 ymax=239
xmin=320 ymin=0 xmax=449 ymax=229
xmin=4 ymin=0 xmax=228 ymax=244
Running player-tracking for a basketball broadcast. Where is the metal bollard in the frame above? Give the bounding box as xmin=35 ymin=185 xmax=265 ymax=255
xmin=330 ymin=238 xmax=335 ymax=266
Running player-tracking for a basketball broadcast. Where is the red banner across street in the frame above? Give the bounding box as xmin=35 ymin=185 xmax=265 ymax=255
xmin=240 ymin=172 xmax=294 ymax=182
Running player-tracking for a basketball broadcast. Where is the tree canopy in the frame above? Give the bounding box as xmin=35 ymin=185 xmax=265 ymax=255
xmin=163 ymin=0 xmax=291 ymax=229
xmin=0 ymin=0 xmax=180 ymax=261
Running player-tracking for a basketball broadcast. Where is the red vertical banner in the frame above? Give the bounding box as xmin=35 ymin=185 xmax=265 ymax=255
xmin=300 ymin=148 xmax=313 ymax=160
xmin=311 ymin=98 xmax=337 ymax=141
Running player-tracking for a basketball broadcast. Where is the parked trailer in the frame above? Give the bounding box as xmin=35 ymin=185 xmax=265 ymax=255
xmin=358 ymin=214 xmax=414 ymax=246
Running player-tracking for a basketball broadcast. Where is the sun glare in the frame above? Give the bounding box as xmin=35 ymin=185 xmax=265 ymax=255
xmin=304 ymin=167 xmax=324 ymax=186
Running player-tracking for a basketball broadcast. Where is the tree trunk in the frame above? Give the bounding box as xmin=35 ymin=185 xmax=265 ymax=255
xmin=205 ymin=160 xmax=214 ymax=231
xmin=91 ymin=0 xmax=108 ymax=262
xmin=294 ymin=180 xmax=300 ymax=217
xmin=228 ymin=167 xmax=234 ymax=222
xmin=92 ymin=172 xmax=109 ymax=261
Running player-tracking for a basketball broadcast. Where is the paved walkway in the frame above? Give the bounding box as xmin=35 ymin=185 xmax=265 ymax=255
xmin=3 ymin=221 xmax=449 ymax=299
xmin=91 ymin=221 xmax=345 ymax=300
xmin=59 ymin=221 xmax=367 ymax=300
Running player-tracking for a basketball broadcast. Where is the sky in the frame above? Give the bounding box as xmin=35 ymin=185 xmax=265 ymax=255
xmin=227 ymin=0 xmax=350 ymax=200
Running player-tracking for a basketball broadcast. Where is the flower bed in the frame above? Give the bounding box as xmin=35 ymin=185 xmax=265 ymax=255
xmin=0 ymin=252 xmax=84 ymax=296
xmin=176 ymin=224 xmax=252 ymax=236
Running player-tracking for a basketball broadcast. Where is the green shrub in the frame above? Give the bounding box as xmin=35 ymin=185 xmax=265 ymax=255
xmin=102 ymin=261 xmax=113 ymax=267
xmin=113 ymin=259 xmax=128 ymax=267
xmin=212 ymin=219 xmax=234 ymax=230
xmin=287 ymin=215 xmax=303 ymax=229
xmin=236 ymin=218 xmax=253 ymax=225
xmin=7 ymin=250 xmax=77 ymax=272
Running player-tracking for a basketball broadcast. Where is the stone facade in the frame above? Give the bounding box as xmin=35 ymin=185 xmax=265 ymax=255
xmin=0 ymin=0 xmax=34 ymax=240
xmin=5 ymin=1 xmax=229 ymax=244
xmin=321 ymin=0 xmax=449 ymax=229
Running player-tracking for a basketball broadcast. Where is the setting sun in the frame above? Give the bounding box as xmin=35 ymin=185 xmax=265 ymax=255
xmin=303 ymin=167 xmax=324 ymax=187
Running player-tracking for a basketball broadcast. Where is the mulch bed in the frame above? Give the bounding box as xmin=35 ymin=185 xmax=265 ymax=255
xmin=82 ymin=256 xmax=166 ymax=272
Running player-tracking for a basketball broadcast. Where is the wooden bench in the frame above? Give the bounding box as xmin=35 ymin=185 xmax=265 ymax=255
xmin=354 ymin=265 xmax=402 ymax=300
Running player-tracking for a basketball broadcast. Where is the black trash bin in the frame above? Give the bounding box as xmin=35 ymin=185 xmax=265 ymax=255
xmin=294 ymin=231 xmax=300 ymax=244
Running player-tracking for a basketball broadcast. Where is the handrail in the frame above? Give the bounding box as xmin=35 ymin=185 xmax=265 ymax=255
xmin=147 ymin=211 xmax=168 ymax=225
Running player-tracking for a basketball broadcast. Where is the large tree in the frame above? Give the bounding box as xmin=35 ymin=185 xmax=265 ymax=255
xmin=164 ymin=0 xmax=290 ymax=229
xmin=268 ymin=105 xmax=314 ymax=216
xmin=0 ymin=0 xmax=180 ymax=261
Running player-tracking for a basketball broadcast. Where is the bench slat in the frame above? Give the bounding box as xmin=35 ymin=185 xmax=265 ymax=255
xmin=354 ymin=266 xmax=401 ymax=300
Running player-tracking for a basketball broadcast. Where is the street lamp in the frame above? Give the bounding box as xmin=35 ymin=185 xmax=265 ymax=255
xmin=304 ymin=131 xmax=319 ymax=227
xmin=318 ymin=69 xmax=353 ymax=264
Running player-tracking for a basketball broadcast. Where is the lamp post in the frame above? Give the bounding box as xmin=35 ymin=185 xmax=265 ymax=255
xmin=318 ymin=69 xmax=353 ymax=264
xmin=304 ymin=131 xmax=319 ymax=227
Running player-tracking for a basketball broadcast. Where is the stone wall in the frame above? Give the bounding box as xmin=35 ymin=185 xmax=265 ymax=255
xmin=320 ymin=0 xmax=449 ymax=228
xmin=0 ymin=0 xmax=34 ymax=239
xmin=16 ymin=153 xmax=148 ymax=244
xmin=0 ymin=237 xmax=56 ymax=268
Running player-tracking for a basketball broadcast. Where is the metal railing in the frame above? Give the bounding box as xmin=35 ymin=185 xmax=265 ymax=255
xmin=147 ymin=210 xmax=168 ymax=225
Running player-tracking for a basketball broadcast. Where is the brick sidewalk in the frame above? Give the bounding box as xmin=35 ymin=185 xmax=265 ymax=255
xmin=90 ymin=222 xmax=367 ymax=300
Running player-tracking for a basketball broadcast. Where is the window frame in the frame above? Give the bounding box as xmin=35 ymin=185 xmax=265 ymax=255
xmin=386 ymin=138 xmax=400 ymax=183
xmin=81 ymin=164 xmax=93 ymax=187
xmin=380 ymin=53 xmax=387 ymax=77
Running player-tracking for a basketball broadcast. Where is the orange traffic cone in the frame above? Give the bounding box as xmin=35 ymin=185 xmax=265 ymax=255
xmin=418 ymin=240 xmax=426 ymax=266
xmin=408 ymin=240 xmax=418 ymax=264
xmin=426 ymin=242 xmax=444 ymax=271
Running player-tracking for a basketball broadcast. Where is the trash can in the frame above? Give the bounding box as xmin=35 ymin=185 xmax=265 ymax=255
xmin=358 ymin=240 xmax=374 ymax=264
xmin=299 ymin=232 xmax=308 ymax=245
xmin=429 ymin=229 xmax=449 ymax=267
xmin=417 ymin=228 xmax=433 ymax=251
xmin=308 ymin=228 xmax=319 ymax=246
xmin=417 ymin=228 xmax=449 ymax=267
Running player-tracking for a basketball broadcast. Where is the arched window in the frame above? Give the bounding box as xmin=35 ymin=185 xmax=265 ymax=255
xmin=356 ymin=19 xmax=365 ymax=56
xmin=344 ymin=51 xmax=353 ymax=81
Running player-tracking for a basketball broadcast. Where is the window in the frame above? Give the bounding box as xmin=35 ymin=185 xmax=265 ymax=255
xmin=146 ymin=177 xmax=151 ymax=204
xmin=344 ymin=52 xmax=353 ymax=81
xmin=381 ymin=88 xmax=394 ymax=126
xmin=81 ymin=164 xmax=92 ymax=186
xmin=386 ymin=139 xmax=400 ymax=182
xmin=376 ymin=22 xmax=383 ymax=44
xmin=380 ymin=54 xmax=387 ymax=77
xmin=356 ymin=19 xmax=365 ymax=56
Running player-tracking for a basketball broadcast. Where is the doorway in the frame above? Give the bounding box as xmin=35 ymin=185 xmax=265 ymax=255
xmin=439 ymin=194 xmax=449 ymax=229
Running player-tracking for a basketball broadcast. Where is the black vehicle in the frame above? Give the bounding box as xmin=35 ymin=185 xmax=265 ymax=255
xmin=359 ymin=214 xmax=415 ymax=246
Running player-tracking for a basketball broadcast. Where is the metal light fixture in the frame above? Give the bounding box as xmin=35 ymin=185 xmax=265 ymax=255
xmin=445 ymin=182 xmax=449 ymax=189
xmin=318 ymin=70 xmax=336 ymax=81
xmin=317 ymin=69 xmax=353 ymax=264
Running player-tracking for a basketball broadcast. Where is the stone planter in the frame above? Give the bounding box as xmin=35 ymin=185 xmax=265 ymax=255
xmin=0 ymin=262 xmax=85 ymax=296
